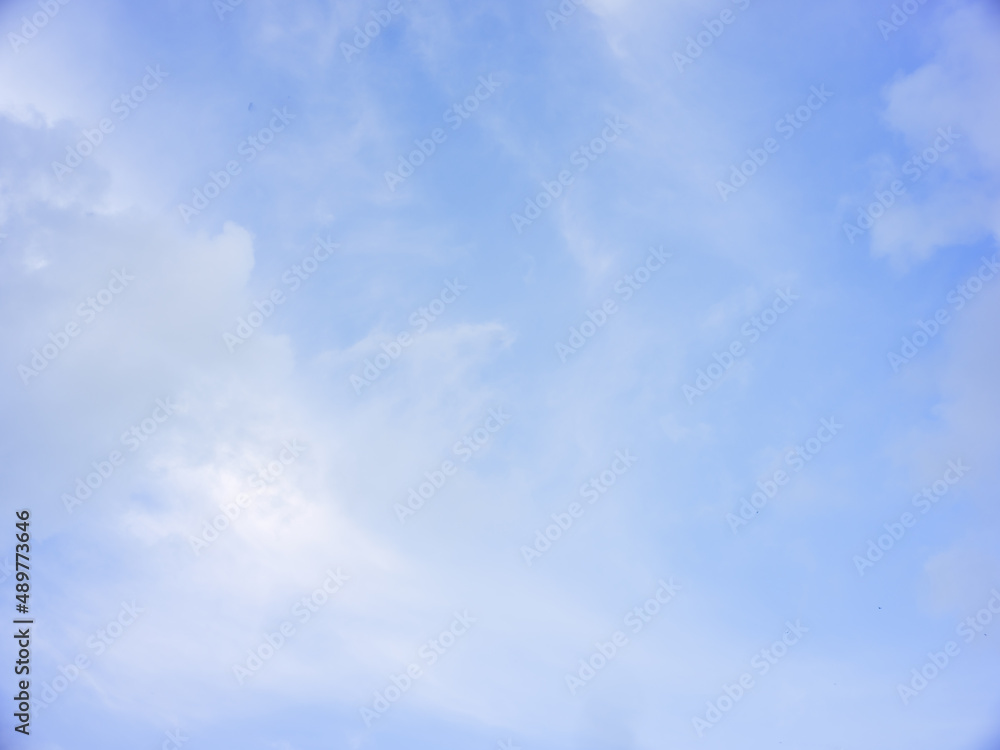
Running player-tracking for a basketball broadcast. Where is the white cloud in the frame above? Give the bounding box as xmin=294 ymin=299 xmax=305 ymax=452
xmin=873 ymin=1 xmax=1000 ymax=264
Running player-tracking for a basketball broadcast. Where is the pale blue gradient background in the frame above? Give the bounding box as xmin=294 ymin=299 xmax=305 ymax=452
xmin=1 ymin=0 xmax=999 ymax=748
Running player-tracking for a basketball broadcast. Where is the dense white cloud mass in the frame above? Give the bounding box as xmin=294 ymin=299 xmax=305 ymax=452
xmin=0 ymin=0 xmax=997 ymax=748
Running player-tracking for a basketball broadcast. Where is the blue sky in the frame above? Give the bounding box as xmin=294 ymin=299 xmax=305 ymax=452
xmin=1 ymin=0 xmax=999 ymax=748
